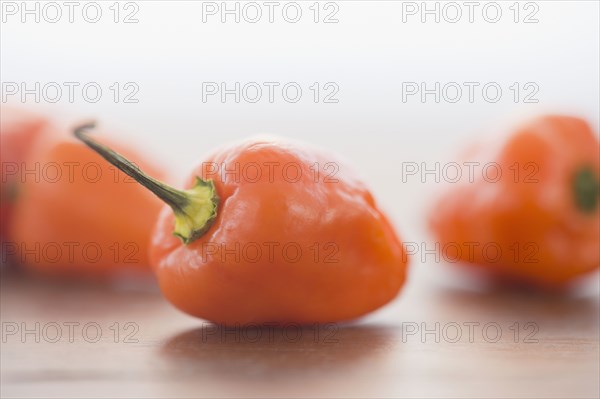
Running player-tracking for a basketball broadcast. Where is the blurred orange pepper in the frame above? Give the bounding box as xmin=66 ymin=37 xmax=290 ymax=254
xmin=8 ymin=123 xmax=163 ymax=277
xmin=0 ymin=108 xmax=50 ymax=246
xmin=76 ymin=124 xmax=408 ymax=324
xmin=430 ymin=115 xmax=600 ymax=288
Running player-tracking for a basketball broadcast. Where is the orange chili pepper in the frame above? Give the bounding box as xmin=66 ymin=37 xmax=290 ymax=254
xmin=430 ymin=115 xmax=600 ymax=288
xmin=75 ymin=123 xmax=409 ymax=324
xmin=0 ymin=108 xmax=50 ymax=246
xmin=8 ymin=124 xmax=163 ymax=277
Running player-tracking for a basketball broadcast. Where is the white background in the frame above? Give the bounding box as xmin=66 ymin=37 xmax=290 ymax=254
xmin=2 ymin=1 xmax=599 ymax=286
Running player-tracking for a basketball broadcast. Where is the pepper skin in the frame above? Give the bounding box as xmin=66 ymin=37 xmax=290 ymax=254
xmin=0 ymin=108 xmax=49 ymax=246
xmin=76 ymin=126 xmax=409 ymax=325
xmin=430 ymin=115 xmax=600 ymax=288
xmin=9 ymin=127 xmax=163 ymax=277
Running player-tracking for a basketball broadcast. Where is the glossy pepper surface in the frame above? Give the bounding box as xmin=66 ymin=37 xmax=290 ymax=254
xmin=76 ymin=125 xmax=409 ymax=325
xmin=9 ymin=126 xmax=163 ymax=277
xmin=430 ymin=115 xmax=600 ymax=288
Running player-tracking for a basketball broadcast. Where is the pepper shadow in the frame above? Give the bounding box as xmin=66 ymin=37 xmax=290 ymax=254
xmin=429 ymin=279 xmax=600 ymax=330
xmin=160 ymin=323 xmax=397 ymax=382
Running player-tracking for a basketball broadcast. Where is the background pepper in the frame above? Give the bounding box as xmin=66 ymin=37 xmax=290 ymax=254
xmin=8 ymin=124 xmax=164 ymax=277
xmin=76 ymin=125 xmax=409 ymax=325
xmin=430 ymin=115 xmax=600 ymax=288
xmin=0 ymin=108 xmax=50 ymax=249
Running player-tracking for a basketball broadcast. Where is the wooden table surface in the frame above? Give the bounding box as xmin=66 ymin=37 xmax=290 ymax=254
xmin=1 ymin=268 xmax=599 ymax=399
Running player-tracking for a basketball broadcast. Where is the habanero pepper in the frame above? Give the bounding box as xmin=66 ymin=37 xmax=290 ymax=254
xmin=429 ymin=115 xmax=600 ymax=288
xmin=8 ymin=124 xmax=163 ymax=277
xmin=75 ymin=123 xmax=409 ymax=325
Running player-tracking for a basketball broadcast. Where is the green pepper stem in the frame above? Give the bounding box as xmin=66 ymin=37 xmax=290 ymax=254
xmin=74 ymin=122 xmax=219 ymax=244
xmin=573 ymin=166 xmax=600 ymax=214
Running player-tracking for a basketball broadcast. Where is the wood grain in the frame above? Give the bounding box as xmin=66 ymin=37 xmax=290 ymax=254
xmin=1 ymin=269 xmax=599 ymax=398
